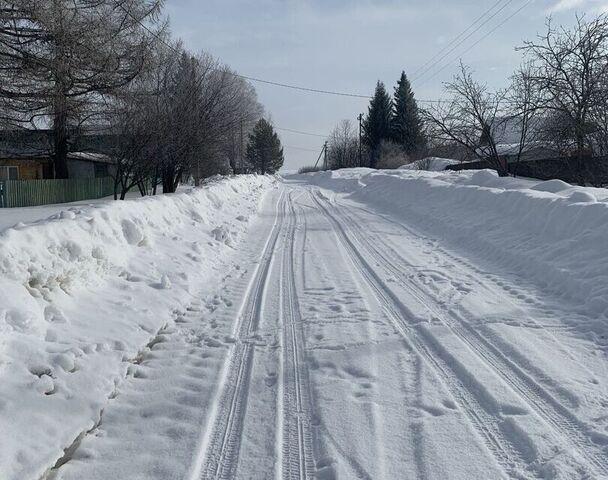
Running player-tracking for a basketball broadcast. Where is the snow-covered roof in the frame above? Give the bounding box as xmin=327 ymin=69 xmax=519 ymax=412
xmin=67 ymin=152 xmax=114 ymax=164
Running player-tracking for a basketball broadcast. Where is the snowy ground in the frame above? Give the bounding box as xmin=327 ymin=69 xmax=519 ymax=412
xmin=0 ymin=188 xmax=175 ymax=231
xmin=1 ymin=169 xmax=608 ymax=479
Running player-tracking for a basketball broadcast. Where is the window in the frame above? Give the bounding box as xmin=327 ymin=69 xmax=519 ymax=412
xmin=94 ymin=163 xmax=109 ymax=178
xmin=0 ymin=166 xmax=19 ymax=181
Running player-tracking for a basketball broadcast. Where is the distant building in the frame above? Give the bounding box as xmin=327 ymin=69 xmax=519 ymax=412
xmin=0 ymin=129 xmax=117 ymax=180
xmin=483 ymin=142 xmax=560 ymax=165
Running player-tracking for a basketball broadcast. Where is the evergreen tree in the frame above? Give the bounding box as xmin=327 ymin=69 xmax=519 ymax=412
xmin=246 ymin=119 xmax=284 ymax=174
xmin=391 ymin=71 xmax=424 ymax=154
xmin=363 ymin=81 xmax=392 ymax=168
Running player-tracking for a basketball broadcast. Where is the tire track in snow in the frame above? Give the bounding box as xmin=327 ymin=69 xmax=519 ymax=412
xmin=277 ymin=190 xmax=316 ymax=480
xmin=192 ymin=190 xmax=286 ymax=480
xmin=309 ymin=189 xmax=528 ymax=479
xmin=330 ymin=194 xmax=608 ymax=478
xmin=347 ymin=202 xmax=582 ymax=357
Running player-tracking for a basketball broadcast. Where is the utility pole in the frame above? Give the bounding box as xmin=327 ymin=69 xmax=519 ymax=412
xmin=239 ymin=118 xmax=243 ymax=173
xmin=323 ymin=141 xmax=328 ymax=170
xmin=314 ymin=142 xmax=325 ymax=169
xmin=357 ymin=113 xmax=363 ymax=167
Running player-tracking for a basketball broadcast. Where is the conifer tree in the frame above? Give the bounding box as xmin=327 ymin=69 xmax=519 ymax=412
xmin=246 ymin=119 xmax=284 ymax=174
xmin=363 ymin=81 xmax=392 ymax=168
xmin=391 ymin=71 xmax=424 ymax=154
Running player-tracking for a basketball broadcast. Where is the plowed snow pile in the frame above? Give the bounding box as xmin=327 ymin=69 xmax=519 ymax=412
xmin=305 ymin=168 xmax=608 ymax=341
xmin=0 ymin=175 xmax=274 ymax=480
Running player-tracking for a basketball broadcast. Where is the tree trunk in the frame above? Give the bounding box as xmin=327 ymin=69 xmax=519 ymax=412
xmin=162 ymin=165 xmax=179 ymax=193
xmin=52 ymin=0 xmax=70 ymax=179
xmin=53 ymin=95 xmax=69 ymax=179
xmin=151 ymin=165 xmax=159 ymax=195
xmin=575 ymin=132 xmax=586 ymax=185
xmin=113 ymin=175 xmax=120 ymax=200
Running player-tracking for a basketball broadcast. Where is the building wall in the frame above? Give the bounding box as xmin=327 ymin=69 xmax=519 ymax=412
xmin=0 ymin=159 xmax=44 ymax=179
xmin=67 ymin=159 xmax=95 ymax=179
xmin=0 ymin=157 xmax=113 ymax=180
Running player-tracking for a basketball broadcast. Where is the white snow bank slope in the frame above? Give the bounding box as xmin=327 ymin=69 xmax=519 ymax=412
xmin=0 ymin=175 xmax=274 ymax=480
xmin=300 ymin=168 xmax=608 ymax=341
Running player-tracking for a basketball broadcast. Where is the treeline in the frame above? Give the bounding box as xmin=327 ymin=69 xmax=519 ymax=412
xmin=323 ymin=13 xmax=608 ymax=187
xmin=325 ymin=72 xmax=425 ymax=170
xmin=424 ymin=13 xmax=608 ymax=185
xmin=0 ymin=1 xmax=283 ymax=198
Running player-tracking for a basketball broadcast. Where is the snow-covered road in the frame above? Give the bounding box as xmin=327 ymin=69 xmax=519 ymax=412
xmin=49 ymin=173 xmax=608 ymax=480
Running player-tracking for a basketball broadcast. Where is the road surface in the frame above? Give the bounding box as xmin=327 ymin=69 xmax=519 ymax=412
xmin=55 ymin=179 xmax=608 ymax=480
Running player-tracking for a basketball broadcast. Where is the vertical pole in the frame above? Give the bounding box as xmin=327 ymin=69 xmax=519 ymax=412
xmin=323 ymin=141 xmax=328 ymax=170
xmin=239 ymin=118 xmax=243 ymax=173
xmin=358 ymin=113 xmax=363 ymax=167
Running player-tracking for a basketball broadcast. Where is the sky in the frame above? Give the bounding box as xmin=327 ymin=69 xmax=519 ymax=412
xmin=164 ymin=0 xmax=608 ymax=171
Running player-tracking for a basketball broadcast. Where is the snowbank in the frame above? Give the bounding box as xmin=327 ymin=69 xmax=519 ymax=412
xmin=0 ymin=175 xmax=274 ymax=480
xmin=297 ymin=168 xmax=608 ymax=341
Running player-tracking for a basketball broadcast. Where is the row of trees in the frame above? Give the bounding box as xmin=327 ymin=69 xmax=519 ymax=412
xmin=424 ymin=14 xmax=608 ymax=185
xmin=322 ymin=13 xmax=608 ymax=186
xmin=364 ymin=72 xmax=425 ymax=167
xmin=108 ymin=45 xmax=265 ymax=197
xmin=325 ymin=72 xmax=425 ymax=170
xmin=0 ymin=0 xmax=280 ymax=197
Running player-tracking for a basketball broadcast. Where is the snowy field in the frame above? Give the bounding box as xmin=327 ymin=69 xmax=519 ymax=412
xmin=1 ymin=169 xmax=608 ymax=479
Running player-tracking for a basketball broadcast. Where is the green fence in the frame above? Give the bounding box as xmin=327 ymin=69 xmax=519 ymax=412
xmin=0 ymin=177 xmax=114 ymax=208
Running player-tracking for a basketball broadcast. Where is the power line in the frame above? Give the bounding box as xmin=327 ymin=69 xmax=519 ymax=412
xmin=410 ymin=0 xmax=508 ymax=78
xmin=110 ymin=0 xmax=447 ymax=104
xmin=285 ymin=146 xmax=322 ymax=153
xmin=415 ymin=0 xmax=532 ymax=89
xmin=275 ymin=127 xmax=327 ymax=138
xmin=284 ymin=145 xmax=322 ymax=153
xmin=237 ymin=76 xmax=370 ymax=99
xmin=111 ymin=1 xmax=371 ymax=98
xmin=412 ymin=0 xmax=514 ymax=84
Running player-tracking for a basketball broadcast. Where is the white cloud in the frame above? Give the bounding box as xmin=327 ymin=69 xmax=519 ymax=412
xmin=549 ymin=0 xmax=608 ymax=12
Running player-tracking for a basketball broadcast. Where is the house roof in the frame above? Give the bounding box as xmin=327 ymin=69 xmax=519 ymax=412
xmin=68 ymin=152 xmax=114 ymax=164
xmin=0 ymin=146 xmax=50 ymax=160
xmin=0 ymin=149 xmax=114 ymax=164
xmin=494 ymin=142 xmax=557 ymax=156
xmin=0 ymin=129 xmax=120 ymax=161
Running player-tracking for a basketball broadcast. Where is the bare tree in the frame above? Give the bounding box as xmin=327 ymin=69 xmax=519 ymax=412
xmin=518 ymin=14 xmax=608 ymax=183
xmin=0 ymin=0 xmax=164 ymax=178
xmin=422 ymin=63 xmax=509 ymax=176
xmin=327 ymin=120 xmax=359 ymax=169
xmin=190 ymin=63 xmax=263 ymax=182
xmin=221 ymin=79 xmax=264 ymax=175
xmin=104 ymin=42 xmax=264 ymax=196
xmin=507 ymin=61 xmax=544 ymax=176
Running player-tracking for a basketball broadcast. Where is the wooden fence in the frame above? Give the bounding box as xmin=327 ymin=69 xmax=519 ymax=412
xmin=0 ymin=177 xmax=114 ymax=208
xmin=446 ymin=156 xmax=608 ymax=186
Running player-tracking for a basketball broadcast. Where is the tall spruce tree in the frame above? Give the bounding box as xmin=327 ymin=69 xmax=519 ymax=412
xmin=391 ymin=71 xmax=424 ymax=154
xmin=246 ymin=119 xmax=284 ymax=174
xmin=363 ymin=81 xmax=392 ymax=168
